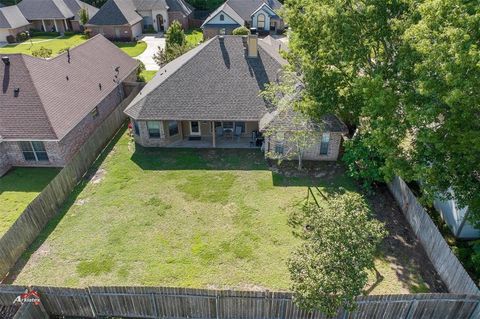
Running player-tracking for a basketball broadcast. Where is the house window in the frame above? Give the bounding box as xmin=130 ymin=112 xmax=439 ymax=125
xmin=235 ymin=122 xmax=245 ymax=133
xmin=133 ymin=120 xmax=140 ymax=135
xmin=320 ymin=133 xmax=330 ymax=155
xmin=168 ymin=121 xmax=179 ymax=136
xmin=147 ymin=121 xmax=161 ymax=138
xmin=19 ymin=141 xmax=49 ymax=162
xmin=220 ymin=14 xmax=225 ymax=21
xmin=257 ymin=14 xmax=265 ymax=30
xmin=275 ymin=143 xmax=284 ymax=155
xmin=91 ymin=106 xmax=99 ymax=118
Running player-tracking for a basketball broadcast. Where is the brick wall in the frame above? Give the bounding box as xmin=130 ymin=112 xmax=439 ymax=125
xmin=202 ymin=26 xmax=238 ymax=39
xmin=168 ymin=11 xmax=190 ymax=30
xmin=132 ymin=120 xmax=183 ymax=147
xmin=0 ymin=142 xmax=11 ymax=176
xmin=265 ymin=131 xmax=344 ymax=161
xmin=8 ymin=25 xmax=30 ymax=38
xmin=88 ymin=25 xmax=134 ymax=41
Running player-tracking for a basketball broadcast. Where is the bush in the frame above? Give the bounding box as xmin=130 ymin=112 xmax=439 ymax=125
xmin=6 ymin=35 xmax=15 ymax=44
xmin=84 ymin=29 xmax=92 ymax=38
xmin=64 ymin=31 xmax=77 ymax=36
xmin=30 ymin=31 xmax=60 ymax=37
xmin=136 ymin=60 xmax=146 ymax=82
xmin=16 ymin=32 xmax=28 ymax=42
xmin=32 ymin=47 xmax=53 ymax=58
xmin=232 ymin=26 xmax=250 ymax=36
xmin=143 ymin=25 xmax=155 ymax=33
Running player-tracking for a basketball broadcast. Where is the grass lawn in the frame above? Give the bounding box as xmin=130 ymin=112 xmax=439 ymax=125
xmin=113 ymin=41 xmax=147 ymax=57
xmin=0 ymin=35 xmax=87 ymax=57
xmin=0 ymin=168 xmax=59 ymax=236
xmin=186 ymin=28 xmax=203 ymax=47
xmin=139 ymin=70 xmax=158 ymax=82
xmin=12 ymin=130 xmax=435 ymax=294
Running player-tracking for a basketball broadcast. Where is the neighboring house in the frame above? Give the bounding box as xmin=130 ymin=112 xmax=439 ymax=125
xmin=201 ymin=0 xmax=284 ymax=39
xmin=0 ymin=5 xmax=30 ymax=42
xmin=434 ymin=192 xmax=480 ymax=239
xmin=124 ymin=34 xmax=346 ymax=161
xmin=86 ymin=0 xmax=193 ymax=41
xmin=17 ymin=0 xmax=98 ymax=33
xmin=0 ymin=35 xmax=139 ymax=176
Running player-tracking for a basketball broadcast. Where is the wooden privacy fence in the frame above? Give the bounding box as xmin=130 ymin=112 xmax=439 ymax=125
xmin=388 ymin=176 xmax=480 ymax=295
xmin=0 ymin=285 xmax=479 ymax=319
xmin=0 ymin=83 xmax=143 ymax=278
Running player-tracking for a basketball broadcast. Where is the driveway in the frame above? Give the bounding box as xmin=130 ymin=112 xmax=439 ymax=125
xmin=137 ymin=34 xmax=165 ymax=71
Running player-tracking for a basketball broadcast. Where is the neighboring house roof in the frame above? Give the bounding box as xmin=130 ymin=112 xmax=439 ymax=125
xmin=0 ymin=35 xmax=139 ymax=141
xmin=201 ymin=2 xmax=243 ymax=28
xmin=225 ymin=0 xmax=282 ymax=22
xmin=0 ymin=5 xmax=30 ymax=29
xmin=0 ymin=3 xmax=5 ymax=8
xmin=88 ymin=0 xmax=192 ymax=26
xmin=125 ymin=36 xmax=286 ymax=121
xmin=18 ymin=0 xmax=72 ymax=19
xmin=64 ymin=0 xmax=99 ymax=21
xmin=87 ymin=0 xmax=142 ymax=26
xmin=251 ymin=3 xmax=278 ymax=19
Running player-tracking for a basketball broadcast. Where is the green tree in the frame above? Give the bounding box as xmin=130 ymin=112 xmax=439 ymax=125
xmin=166 ymin=20 xmax=186 ymax=48
xmin=288 ymin=193 xmax=386 ymax=316
xmin=79 ymin=6 xmax=89 ymax=25
xmin=402 ymin=0 xmax=480 ymax=225
xmin=232 ymin=26 xmax=250 ymax=35
xmin=31 ymin=47 xmax=53 ymax=58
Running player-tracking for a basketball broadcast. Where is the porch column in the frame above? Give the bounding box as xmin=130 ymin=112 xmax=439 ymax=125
xmin=53 ymin=19 xmax=59 ymax=32
xmin=211 ymin=122 xmax=216 ymax=148
xmin=41 ymin=19 xmax=47 ymax=32
xmin=64 ymin=19 xmax=69 ymax=31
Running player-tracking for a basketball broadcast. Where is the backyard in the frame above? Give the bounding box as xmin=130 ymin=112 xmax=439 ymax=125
xmin=8 ymin=130 xmax=445 ymax=294
xmin=0 ymin=34 xmax=147 ymax=57
xmin=0 ymin=168 xmax=59 ymax=236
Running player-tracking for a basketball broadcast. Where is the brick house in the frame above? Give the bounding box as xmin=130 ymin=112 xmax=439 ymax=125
xmin=0 ymin=5 xmax=30 ymax=42
xmin=124 ymin=34 xmax=347 ymax=161
xmin=17 ymin=0 xmax=99 ymax=33
xmin=201 ymin=0 xmax=284 ymax=39
xmin=0 ymin=35 xmax=139 ymax=176
xmin=86 ymin=0 xmax=194 ymax=41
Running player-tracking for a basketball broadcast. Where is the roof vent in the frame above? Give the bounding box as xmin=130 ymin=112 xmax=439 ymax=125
xmin=14 ymin=88 xmax=20 ymax=97
xmin=99 ymin=83 xmax=102 ymax=90
xmin=67 ymin=48 xmax=70 ymax=63
xmin=2 ymin=57 xmax=10 ymax=65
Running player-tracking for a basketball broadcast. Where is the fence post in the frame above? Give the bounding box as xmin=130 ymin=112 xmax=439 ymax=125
xmin=215 ymin=292 xmax=219 ymax=319
xmin=86 ymin=287 xmax=98 ymax=318
xmin=151 ymin=293 xmax=158 ymax=319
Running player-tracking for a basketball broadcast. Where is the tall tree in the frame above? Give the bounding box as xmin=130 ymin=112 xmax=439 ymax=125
xmin=153 ymin=21 xmax=190 ymax=67
xmin=79 ymin=7 xmax=90 ymax=25
xmin=288 ymin=193 xmax=386 ymax=316
xmin=403 ymin=0 xmax=480 ymax=225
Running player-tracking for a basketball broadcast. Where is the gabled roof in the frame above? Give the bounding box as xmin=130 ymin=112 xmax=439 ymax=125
xmin=0 ymin=5 xmax=30 ymax=29
xmin=125 ymin=36 xmax=286 ymax=121
xmin=17 ymin=0 xmax=72 ymax=19
xmin=0 ymin=35 xmax=139 ymax=141
xmin=260 ymin=109 xmax=348 ymax=133
xmin=251 ymin=3 xmax=277 ymax=18
xmin=201 ymin=2 xmax=243 ymax=28
xmin=165 ymin=0 xmax=193 ymax=16
xmin=130 ymin=0 xmax=168 ymax=11
xmin=225 ymin=0 xmax=281 ymax=21
xmin=87 ymin=0 xmax=142 ymax=26
xmin=63 ymin=0 xmax=99 ymax=21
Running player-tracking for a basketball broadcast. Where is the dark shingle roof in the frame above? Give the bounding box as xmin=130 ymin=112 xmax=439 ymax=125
xmin=225 ymin=0 xmax=281 ymax=21
xmin=260 ymin=109 xmax=348 ymax=133
xmin=165 ymin=0 xmax=193 ymax=16
xmin=17 ymin=0 xmax=74 ymax=19
xmin=87 ymin=0 xmax=142 ymax=26
xmin=0 ymin=5 xmax=29 ymax=28
xmin=63 ymin=0 xmax=99 ymax=21
xmin=0 ymin=35 xmax=138 ymax=140
xmin=130 ymin=0 xmax=167 ymax=11
xmin=125 ymin=36 xmax=285 ymax=121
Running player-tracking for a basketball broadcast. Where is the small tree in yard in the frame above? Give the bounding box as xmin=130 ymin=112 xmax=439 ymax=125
xmin=288 ymin=193 xmax=387 ymax=316
xmin=31 ymin=46 xmax=52 ymax=58
xmin=153 ymin=20 xmax=190 ymax=67
xmin=261 ymin=70 xmax=318 ymax=170
xmin=79 ymin=7 xmax=89 ymax=25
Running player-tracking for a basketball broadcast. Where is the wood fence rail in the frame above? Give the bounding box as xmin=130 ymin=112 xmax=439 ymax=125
xmin=0 ymin=83 xmax=143 ymax=278
xmin=0 ymin=285 xmax=479 ymax=319
xmin=388 ymin=177 xmax=480 ymax=295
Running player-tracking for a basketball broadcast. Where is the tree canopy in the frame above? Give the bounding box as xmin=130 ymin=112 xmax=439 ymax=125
xmin=288 ymin=193 xmax=386 ymax=316
xmin=282 ymin=0 xmax=480 ymax=226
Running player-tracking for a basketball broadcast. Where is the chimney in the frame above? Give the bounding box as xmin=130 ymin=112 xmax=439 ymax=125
xmin=1 ymin=57 xmax=10 ymax=65
xmin=247 ymin=34 xmax=258 ymax=58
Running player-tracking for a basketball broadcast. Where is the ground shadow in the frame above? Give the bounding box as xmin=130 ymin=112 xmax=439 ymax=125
xmin=1 ymin=127 xmax=125 ymax=284
xmin=0 ymin=167 xmax=60 ymax=194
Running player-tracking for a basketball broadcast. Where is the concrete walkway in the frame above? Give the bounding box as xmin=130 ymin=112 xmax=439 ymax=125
xmin=137 ymin=34 xmax=165 ymax=71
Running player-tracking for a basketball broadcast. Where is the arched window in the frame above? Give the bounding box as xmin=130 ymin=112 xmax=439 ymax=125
xmin=220 ymin=14 xmax=225 ymax=21
xmin=257 ymin=14 xmax=265 ymax=30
